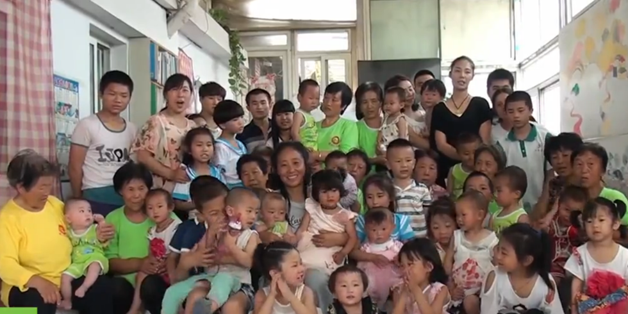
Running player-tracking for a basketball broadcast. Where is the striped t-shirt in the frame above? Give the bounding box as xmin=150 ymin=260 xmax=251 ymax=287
xmin=394 ymin=180 xmax=432 ymax=238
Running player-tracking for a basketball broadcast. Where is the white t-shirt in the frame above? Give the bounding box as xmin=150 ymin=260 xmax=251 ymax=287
xmin=70 ymin=115 xmax=137 ymax=189
xmin=564 ymin=243 xmax=628 ymax=282
xmin=148 ymin=219 xmax=181 ymax=254
xmin=213 ymin=138 xmax=247 ymax=186
xmin=481 ymin=268 xmax=564 ymax=313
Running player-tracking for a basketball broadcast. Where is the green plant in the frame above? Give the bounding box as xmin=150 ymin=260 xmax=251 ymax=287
xmin=209 ymin=8 xmax=248 ymax=96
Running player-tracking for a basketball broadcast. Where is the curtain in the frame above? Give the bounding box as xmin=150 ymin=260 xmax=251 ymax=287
xmin=0 ymin=0 xmax=58 ymax=204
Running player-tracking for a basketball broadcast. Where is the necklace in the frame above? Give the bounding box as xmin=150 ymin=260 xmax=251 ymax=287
xmin=451 ymin=94 xmax=469 ymax=116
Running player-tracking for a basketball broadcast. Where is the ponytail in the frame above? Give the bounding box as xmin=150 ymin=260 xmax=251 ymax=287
xmin=253 ymin=241 xmax=297 ymax=280
xmin=535 ymin=229 xmax=554 ymax=291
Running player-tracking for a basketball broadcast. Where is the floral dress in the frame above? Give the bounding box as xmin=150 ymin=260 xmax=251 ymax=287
xmin=131 ymin=114 xmax=196 ymax=192
xmin=451 ymin=230 xmax=498 ymax=301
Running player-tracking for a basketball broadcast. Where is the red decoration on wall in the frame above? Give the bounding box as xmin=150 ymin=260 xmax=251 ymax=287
xmin=178 ymin=49 xmax=195 ymax=114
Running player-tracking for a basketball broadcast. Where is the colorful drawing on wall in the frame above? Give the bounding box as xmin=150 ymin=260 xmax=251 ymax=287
xmin=54 ymin=74 xmax=80 ymax=182
xmin=178 ymin=49 xmax=195 ymax=114
xmin=596 ymin=134 xmax=628 ymax=195
xmin=559 ymin=0 xmax=628 ymax=139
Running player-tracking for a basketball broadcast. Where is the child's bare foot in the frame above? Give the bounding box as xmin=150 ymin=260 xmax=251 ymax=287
xmin=74 ymin=286 xmax=87 ymax=298
xmin=59 ymin=299 xmax=72 ymax=310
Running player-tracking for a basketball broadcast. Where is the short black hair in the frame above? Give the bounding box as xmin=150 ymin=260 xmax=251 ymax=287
xmin=347 ymin=149 xmax=371 ymax=171
xmin=226 ymin=187 xmax=258 ymax=207
xmin=559 ymin=185 xmax=589 ymax=204
xmin=213 ymin=100 xmax=245 ymax=125
xmin=387 ymin=138 xmax=414 ymax=152
xmin=324 ymin=82 xmax=353 ymax=110
xmin=354 ymin=82 xmax=384 ymax=120
xmin=146 ymin=188 xmax=174 ymax=208
xmin=420 ymin=79 xmax=446 ymax=97
xmin=245 ymin=88 xmax=271 ymax=105
xmin=252 ymin=146 xmax=274 ymax=159
xmin=163 ymin=74 xmax=193 ymax=98
xmin=99 ymin=70 xmax=134 ymax=95
xmin=414 ymin=149 xmax=439 ymax=163
xmin=544 ymin=132 xmax=583 ymax=163
xmin=463 ymin=171 xmax=495 ymax=194
xmin=328 ymin=264 xmax=369 ymax=293
xmin=325 ymin=150 xmax=347 ymax=165
xmin=6 ymin=150 xmax=58 ymax=191
xmin=113 ymin=161 xmax=153 ymax=194
xmin=364 ymin=209 xmax=392 ymax=225
xmin=187 ymin=113 xmax=202 ymax=120
xmin=385 ymin=86 xmax=406 ymax=102
xmin=457 ymin=189 xmax=489 ymax=211
xmin=486 ymin=68 xmax=515 ymax=89
xmin=413 ymin=69 xmax=435 ymax=82
xmin=495 ymin=166 xmax=528 ymax=199
xmin=504 ymin=91 xmax=533 ymax=110
xmin=455 ymin=132 xmax=482 ymax=149
xmin=384 ymin=74 xmax=411 ymax=91
xmin=298 ymin=79 xmax=319 ymax=95
xmin=311 ymin=169 xmax=346 ymax=203
xmin=189 ymin=175 xmax=229 ymax=209
xmin=237 ymin=154 xmax=269 ymax=178
xmin=571 ymin=143 xmax=609 ymax=171
xmin=198 ymin=82 xmax=226 ymax=99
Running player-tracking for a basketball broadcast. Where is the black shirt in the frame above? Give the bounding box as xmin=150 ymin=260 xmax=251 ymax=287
xmin=236 ymin=119 xmax=271 ymax=152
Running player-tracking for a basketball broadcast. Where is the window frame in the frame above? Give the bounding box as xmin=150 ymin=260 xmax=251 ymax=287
xmin=89 ymin=38 xmax=111 ymax=114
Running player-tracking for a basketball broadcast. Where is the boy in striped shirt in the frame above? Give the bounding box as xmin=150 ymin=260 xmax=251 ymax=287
xmin=386 ymin=139 xmax=433 ymax=238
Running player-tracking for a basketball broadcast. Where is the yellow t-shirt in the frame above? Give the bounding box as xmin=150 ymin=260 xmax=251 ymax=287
xmin=0 ymin=196 xmax=72 ymax=305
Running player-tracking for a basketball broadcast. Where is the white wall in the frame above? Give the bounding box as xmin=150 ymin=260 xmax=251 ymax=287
xmin=178 ymin=36 xmax=231 ymax=111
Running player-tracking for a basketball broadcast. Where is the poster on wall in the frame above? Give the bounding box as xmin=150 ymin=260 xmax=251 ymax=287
xmin=178 ymin=49 xmax=195 ymax=114
xmin=54 ymin=74 xmax=80 ymax=182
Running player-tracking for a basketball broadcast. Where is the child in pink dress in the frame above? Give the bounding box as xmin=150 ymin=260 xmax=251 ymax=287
xmin=297 ymin=170 xmax=358 ymax=275
xmin=356 ymin=210 xmax=403 ymax=308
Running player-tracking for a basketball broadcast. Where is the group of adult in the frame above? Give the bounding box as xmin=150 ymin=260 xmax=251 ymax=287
xmin=0 ymin=55 xmax=511 ymax=314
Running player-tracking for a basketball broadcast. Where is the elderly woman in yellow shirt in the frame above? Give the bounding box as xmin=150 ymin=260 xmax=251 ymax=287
xmin=0 ymin=150 xmax=115 ymax=314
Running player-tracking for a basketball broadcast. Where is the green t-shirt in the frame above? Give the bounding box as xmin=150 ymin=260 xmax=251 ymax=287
xmin=317 ymin=118 xmax=358 ymax=153
xmin=599 ymin=187 xmax=628 ymax=225
xmin=105 ymin=207 xmax=179 ymax=284
xmin=356 ymin=120 xmax=378 ymax=158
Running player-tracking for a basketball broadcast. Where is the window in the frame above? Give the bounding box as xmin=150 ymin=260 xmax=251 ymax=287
xmin=539 ymin=82 xmax=561 ymax=134
xmin=240 ymin=34 xmax=288 ymax=49
xmin=245 ymin=0 xmax=356 ymax=21
xmin=89 ymin=39 xmax=110 ymax=114
xmin=514 ymin=0 xmax=560 ymax=60
xmin=570 ymin=0 xmax=595 ymax=18
xmin=296 ymin=31 xmax=349 ymax=52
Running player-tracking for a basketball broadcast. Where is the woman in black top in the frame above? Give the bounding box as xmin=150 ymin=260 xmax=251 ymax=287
xmin=430 ymin=56 xmax=493 ymax=186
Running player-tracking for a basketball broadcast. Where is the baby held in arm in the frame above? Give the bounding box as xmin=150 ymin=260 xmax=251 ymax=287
xmin=60 ymin=199 xmax=109 ymax=310
xmin=255 ymin=192 xmax=298 ymax=245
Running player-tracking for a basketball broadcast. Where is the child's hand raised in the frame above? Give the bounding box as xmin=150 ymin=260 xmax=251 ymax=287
xmin=332 ymin=252 xmax=346 ymax=265
xmin=277 ymin=278 xmax=297 ymax=302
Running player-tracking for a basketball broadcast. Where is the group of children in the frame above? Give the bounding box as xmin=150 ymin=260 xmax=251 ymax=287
xmin=58 ymin=69 xmax=628 ymax=314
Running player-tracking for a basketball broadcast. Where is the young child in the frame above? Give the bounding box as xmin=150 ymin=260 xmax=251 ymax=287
xmin=387 ymin=139 xmax=432 ymax=238
xmin=356 ymin=210 xmax=403 ymax=308
xmin=495 ymin=91 xmax=552 ymax=212
xmin=327 ymin=265 xmax=379 ymax=314
xmin=353 ymin=174 xmax=415 ymax=244
xmin=197 ymin=82 xmax=226 ymax=139
xmin=463 ymin=171 xmax=500 ymax=222
xmin=392 ymin=238 xmax=451 ymax=314
xmin=414 ymin=149 xmax=448 ymax=200
xmin=162 ymin=188 xmax=260 ymax=314
xmin=292 ymin=79 xmax=320 ymax=152
xmin=256 ymin=192 xmax=297 ymax=244
xmin=482 ymin=223 xmax=564 ymax=313
xmin=213 ymin=100 xmax=247 ymax=189
xmin=325 ymin=150 xmax=359 ymax=211
xmin=565 ymin=198 xmax=628 ymax=314
xmin=448 ymin=132 xmax=482 ymax=199
xmin=297 ymin=169 xmax=358 ymax=274
xmin=173 ymin=127 xmax=225 ymax=219
xmin=237 ymin=154 xmax=269 ymax=189
xmin=128 ymin=189 xmax=181 ymax=314
xmin=445 ymin=190 xmax=498 ymax=314
xmin=418 ymin=79 xmax=446 ymax=133
xmin=473 ymin=144 xmax=506 ymax=182
xmin=378 ymin=87 xmax=408 ymax=154
xmin=427 ymin=198 xmax=457 ymax=261
xmin=347 ymin=149 xmax=371 ymax=214
xmin=60 ymin=199 xmax=108 ymax=310
xmin=253 ymin=241 xmax=318 ymax=314
xmin=490 ymin=166 xmax=530 ymax=235
xmin=68 ymin=70 xmax=137 ymax=216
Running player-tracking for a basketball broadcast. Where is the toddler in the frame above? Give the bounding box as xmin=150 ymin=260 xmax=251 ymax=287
xmin=427 ymin=198 xmax=457 ymax=261
xmin=490 ymin=166 xmax=530 ymax=235
xmin=418 ymin=79 xmax=446 ymax=133
xmin=392 ymin=238 xmax=451 ymax=314
xmin=378 ymin=87 xmax=408 ymax=154
xmin=482 ymin=223 xmax=564 ymax=313
xmin=463 ymin=171 xmax=499 ymax=226
xmin=445 ymin=190 xmax=498 ymax=314
xmin=565 ymin=198 xmax=628 ymax=314
xmin=60 ymin=199 xmax=108 ymax=310
xmin=162 ymin=188 xmax=260 ymax=314
xmin=253 ymin=241 xmax=317 ymax=314
xmin=448 ymin=133 xmax=481 ymax=199
xmin=173 ymin=127 xmax=224 ymax=219
xmin=256 ymin=192 xmax=297 ymax=244
xmin=325 ymin=151 xmax=360 ymax=212
xmin=292 ymin=79 xmax=320 ymax=152
xmin=327 ymin=265 xmax=379 ymax=314
xmin=414 ymin=149 xmax=448 ymax=200
xmin=128 ymin=189 xmax=181 ymax=314
xmin=356 ymin=210 xmax=403 ymax=308
xmin=297 ymin=169 xmax=358 ymax=274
